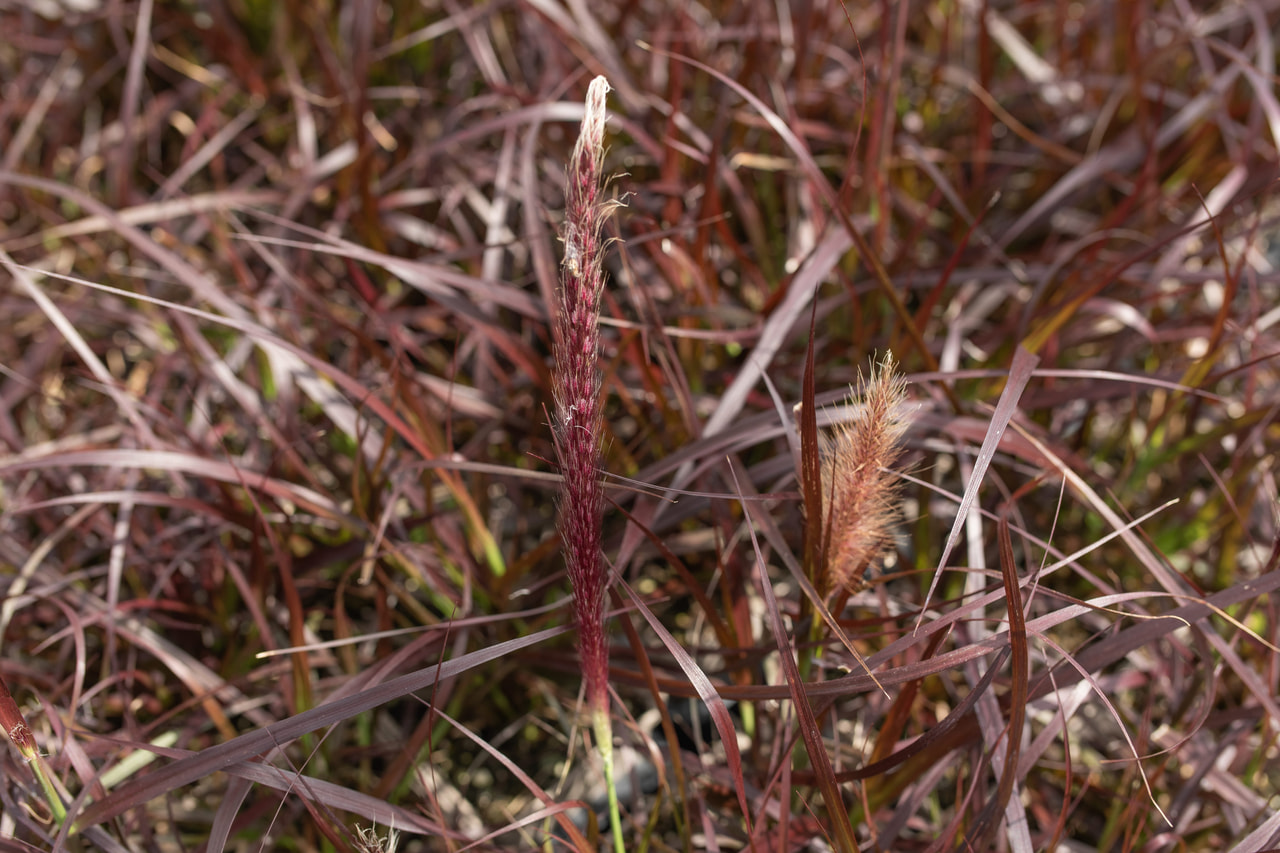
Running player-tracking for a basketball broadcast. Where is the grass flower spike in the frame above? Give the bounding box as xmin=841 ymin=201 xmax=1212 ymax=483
xmin=551 ymin=75 xmax=624 ymax=851
xmin=816 ymin=354 xmax=909 ymax=602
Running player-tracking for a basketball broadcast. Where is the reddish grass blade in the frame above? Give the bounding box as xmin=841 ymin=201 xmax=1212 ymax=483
xmin=103 ymin=738 xmax=463 ymax=841
xmin=735 ymin=470 xmax=858 ymax=853
xmin=918 ymin=345 xmax=1039 ymax=626
xmin=794 ymin=648 xmax=1012 ymax=787
xmin=431 ymin=708 xmax=594 ymax=851
xmin=71 ymin=624 xmax=568 ymax=830
xmin=797 ymin=306 xmax=825 ymax=591
xmin=615 ymin=578 xmax=754 ymax=843
xmin=638 ymin=43 xmax=945 ymax=383
xmin=961 ymin=511 xmax=1029 ymax=850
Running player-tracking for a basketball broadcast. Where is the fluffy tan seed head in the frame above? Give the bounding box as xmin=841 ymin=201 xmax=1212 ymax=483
xmin=817 ymin=354 xmax=909 ymax=599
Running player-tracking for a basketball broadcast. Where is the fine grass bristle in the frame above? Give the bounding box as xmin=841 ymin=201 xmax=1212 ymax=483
xmin=816 ymin=354 xmax=909 ymax=601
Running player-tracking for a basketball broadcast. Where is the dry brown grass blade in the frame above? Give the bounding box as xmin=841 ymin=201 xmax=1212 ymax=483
xmin=919 ymin=346 xmax=1039 ymax=625
xmin=100 ymin=736 xmax=462 ymax=841
xmin=0 ymin=190 xmax=281 ymax=252
xmin=1 ymin=51 xmax=76 ymax=176
xmin=637 ymin=43 xmax=946 ymax=387
xmin=4 ymin=532 xmax=269 ymax=734
xmin=70 ymin=624 xmax=569 ymax=831
xmin=1176 ymin=183 xmax=1240 ymax=393
xmin=961 ymin=510 xmax=1030 ymax=850
xmin=697 ymin=226 xmax=853 ymax=443
xmin=1 ymin=250 xmax=158 ymax=446
xmin=722 ymin=453 xmax=887 ymax=695
xmin=1229 ymin=807 xmax=1280 ymax=853
xmin=0 ymin=448 xmax=351 ymax=524
xmin=1012 ymin=561 xmax=1280 ymax=780
xmin=432 ymin=708 xmax=595 ymax=851
xmin=615 ymin=577 xmax=754 ymax=844
xmin=792 ymin=646 xmax=1012 ymax=791
xmin=609 ymin=497 xmax=734 ymax=651
xmin=860 ymin=628 xmax=948 ymax=793
xmin=735 ymin=467 xmax=856 ymax=853
xmin=994 ymin=64 xmax=1241 ymax=253
xmin=7 ymin=255 xmax=506 ymax=574
xmin=610 ymin=587 xmax=693 ymax=849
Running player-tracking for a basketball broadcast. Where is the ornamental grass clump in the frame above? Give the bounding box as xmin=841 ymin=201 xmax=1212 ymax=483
xmin=550 ymin=75 xmax=624 ymax=852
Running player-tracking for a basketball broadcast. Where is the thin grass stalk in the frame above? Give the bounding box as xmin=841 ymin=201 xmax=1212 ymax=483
xmin=550 ymin=75 xmax=624 ymax=853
